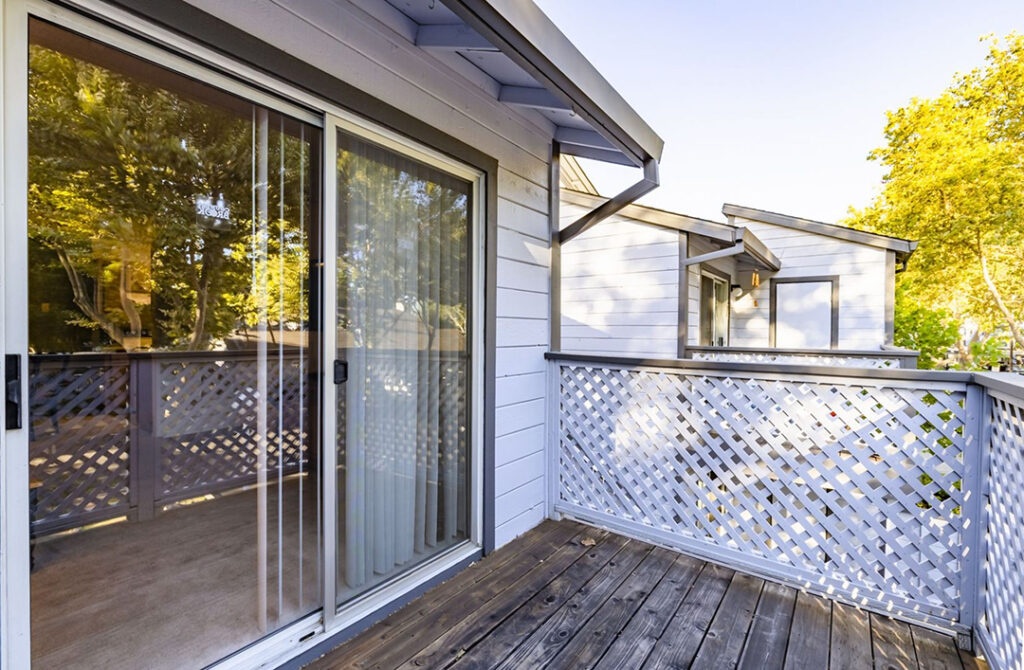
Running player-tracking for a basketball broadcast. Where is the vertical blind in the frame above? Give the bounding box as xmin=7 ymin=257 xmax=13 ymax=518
xmin=336 ymin=132 xmax=470 ymax=596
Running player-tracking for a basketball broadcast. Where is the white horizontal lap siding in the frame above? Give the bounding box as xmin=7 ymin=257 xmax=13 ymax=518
xmin=731 ymin=218 xmax=889 ymax=349
xmin=686 ymin=237 xmax=736 ymax=346
xmin=185 ymin=0 xmax=553 ymax=547
xmin=560 ymin=204 xmax=679 ymax=357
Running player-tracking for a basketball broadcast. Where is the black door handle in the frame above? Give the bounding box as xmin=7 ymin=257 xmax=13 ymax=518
xmin=333 ymin=359 xmax=348 ymax=385
xmin=6 ymin=354 xmax=21 ymax=430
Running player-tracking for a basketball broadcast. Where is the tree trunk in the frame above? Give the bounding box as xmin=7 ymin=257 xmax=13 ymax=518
xmin=979 ymin=246 xmax=1024 ymax=349
xmin=55 ymin=246 xmax=127 ymax=347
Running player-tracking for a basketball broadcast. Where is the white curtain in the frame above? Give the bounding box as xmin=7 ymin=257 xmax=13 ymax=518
xmin=337 ymin=133 xmax=469 ymax=591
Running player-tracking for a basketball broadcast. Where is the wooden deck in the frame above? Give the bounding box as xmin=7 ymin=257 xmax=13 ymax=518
xmin=307 ymin=520 xmax=986 ymax=670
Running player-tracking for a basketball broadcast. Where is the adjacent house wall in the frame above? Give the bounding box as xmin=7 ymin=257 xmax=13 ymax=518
xmin=728 ymin=216 xmax=889 ymax=349
xmin=560 ymin=201 xmax=680 ymax=357
xmin=185 ymin=0 xmax=554 ymax=547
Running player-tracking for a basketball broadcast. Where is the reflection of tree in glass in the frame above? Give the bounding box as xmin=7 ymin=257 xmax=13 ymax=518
xmin=336 ymin=141 xmax=469 ymax=351
xmin=27 ymin=42 xmax=312 ymax=353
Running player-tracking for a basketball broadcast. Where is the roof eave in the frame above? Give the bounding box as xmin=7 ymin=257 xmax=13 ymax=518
xmin=440 ymin=0 xmax=664 ymax=166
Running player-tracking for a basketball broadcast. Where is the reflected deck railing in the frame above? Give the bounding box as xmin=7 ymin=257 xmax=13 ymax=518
xmin=546 ymin=351 xmax=1023 ymax=670
xmin=28 ymin=350 xmax=312 ymax=535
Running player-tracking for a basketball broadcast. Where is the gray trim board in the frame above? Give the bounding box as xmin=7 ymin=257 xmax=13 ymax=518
xmin=104 ymin=0 xmax=500 ymax=554
xmin=558 ymin=157 xmax=659 ymax=243
xmin=498 ymin=85 xmax=570 ymax=111
xmin=544 ymin=351 xmax=975 ymax=385
xmin=723 ymin=203 xmax=917 ymax=259
xmin=677 ymin=232 xmax=688 ymax=358
xmin=549 ymin=141 xmax=561 ymax=351
xmin=769 ymin=276 xmax=840 ymax=349
xmin=698 ymin=265 xmax=732 ymax=348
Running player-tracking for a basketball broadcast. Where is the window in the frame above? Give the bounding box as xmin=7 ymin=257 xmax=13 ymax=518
xmin=699 ymin=272 xmax=730 ymax=346
xmin=770 ymin=278 xmax=839 ymax=349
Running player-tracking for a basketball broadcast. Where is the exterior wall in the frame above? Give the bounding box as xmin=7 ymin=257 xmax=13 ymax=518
xmin=560 ymin=202 xmax=679 ymax=357
xmin=729 ymin=216 xmax=889 ymax=349
xmin=185 ymin=0 xmax=553 ymax=547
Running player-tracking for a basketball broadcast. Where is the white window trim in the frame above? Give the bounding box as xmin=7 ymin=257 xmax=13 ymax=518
xmin=0 ymin=1 xmax=488 ymax=667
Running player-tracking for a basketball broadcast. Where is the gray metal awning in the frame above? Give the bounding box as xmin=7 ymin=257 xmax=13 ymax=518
xmin=384 ymin=0 xmax=664 ymax=168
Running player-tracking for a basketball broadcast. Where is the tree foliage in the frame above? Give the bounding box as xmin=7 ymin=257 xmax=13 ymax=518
xmin=892 ymin=285 xmax=959 ymax=369
xmin=847 ymin=34 xmax=1024 ymax=365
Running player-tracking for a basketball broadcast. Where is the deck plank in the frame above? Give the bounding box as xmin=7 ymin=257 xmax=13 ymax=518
xmin=737 ymin=581 xmax=798 ymax=670
xmin=592 ymin=553 xmax=704 ymax=669
xmin=830 ymin=602 xmax=873 ymax=670
xmin=690 ymin=572 xmax=764 ymax=669
xmin=959 ymin=646 xmax=988 ymax=670
xmin=641 ymin=561 xmax=734 ymax=670
xmin=312 ymin=520 xmax=578 ymax=668
xmin=911 ymin=625 xmax=963 ymax=670
xmin=783 ymin=591 xmax=832 ymax=670
xmin=871 ymin=613 xmax=918 ymax=670
xmin=494 ymin=540 xmax=653 ymax=669
xmin=302 ymin=521 xmax=969 ymax=670
xmin=448 ymin=533 xmax=632 ymax=669
xmin=543 ymin=547 xmax=678 ymax=669
xmin=391 ymin=530 xmax=609 ymax=669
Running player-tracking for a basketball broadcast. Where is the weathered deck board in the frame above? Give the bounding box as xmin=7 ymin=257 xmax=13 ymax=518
xmin=306 ymin=520 xmax=979 ymax=670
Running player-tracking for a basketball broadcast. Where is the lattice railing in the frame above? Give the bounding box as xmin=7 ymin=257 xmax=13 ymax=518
xmin=554 ymin=360 xmax=971 ymax=629
xmin=978 ymin=386 xmax=1024 ymax=670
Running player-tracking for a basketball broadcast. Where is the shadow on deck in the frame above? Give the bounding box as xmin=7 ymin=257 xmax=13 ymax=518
xmin=307 ymin=520 xmax=987 ymax=670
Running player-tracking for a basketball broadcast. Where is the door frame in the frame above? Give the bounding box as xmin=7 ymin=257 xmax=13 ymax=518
xmin=0 ymin=1 xmax=489 ymax=666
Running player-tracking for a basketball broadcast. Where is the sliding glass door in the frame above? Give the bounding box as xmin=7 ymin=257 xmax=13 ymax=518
xmin=25 ymin=19 xmax=321 ymax=668
xmin=333 ymin=129 xmax=475 ymax=606
xmin=6 ymin=7 xmax=481 ymax=668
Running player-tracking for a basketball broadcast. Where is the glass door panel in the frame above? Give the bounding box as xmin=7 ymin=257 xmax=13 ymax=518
xmin=334 ymin=130 xmax=471 ymax=605
xmin=26 ymin=19 xmax=322 ymax=668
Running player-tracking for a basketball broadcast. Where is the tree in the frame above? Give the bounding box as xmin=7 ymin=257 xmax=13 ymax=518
xmin=892 ymin=285 xmax=960 ymax=369
xmin=847 ymin=34 xmax=1024 ymax=360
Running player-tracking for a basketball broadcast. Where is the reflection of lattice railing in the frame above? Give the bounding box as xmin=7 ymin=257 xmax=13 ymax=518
xmin=156 ymin=355 xmax=309 ymax=503
xmin=556 ymin=361 xmax=969 ymax=628
xmin=29 ymin=355 xmax=132 ymax=533
xmin=978 ymin=389 xmax=1024 ymax=670
xmin=28 ymin=351 xmax=311 ymax=534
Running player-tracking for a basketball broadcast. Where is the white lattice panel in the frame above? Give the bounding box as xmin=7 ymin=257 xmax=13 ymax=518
xmin=690 ymin=350 xmax=908 ymax=369
xmin=557 ymin=363 xmax=969 ymax=623
xmin=980 ymin=391 xmax=1024 ymax=670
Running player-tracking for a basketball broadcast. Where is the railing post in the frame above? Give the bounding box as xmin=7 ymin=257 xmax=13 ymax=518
xmin=132 ymin=356 xmax=158 ymax=521
xmin=960 ymin=382 xmax=990 ymax=650
xmin=546 ymin=359 xmax=562 ymax=520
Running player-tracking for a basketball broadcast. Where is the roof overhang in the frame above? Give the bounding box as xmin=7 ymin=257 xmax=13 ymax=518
xmin=562 ymin=189 xmax=782 ymax=272
xmin=722 ymin=204 xmax=918 ymax=263
xmin=438 ymin=0 xmax=664 ymax=166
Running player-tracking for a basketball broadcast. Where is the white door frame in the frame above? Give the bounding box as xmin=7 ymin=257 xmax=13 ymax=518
xmin=0 ymin=1 xmax=486 ymax=666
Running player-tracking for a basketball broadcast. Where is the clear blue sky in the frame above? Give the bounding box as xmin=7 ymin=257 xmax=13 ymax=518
xmin=534 ymin=0 xmax=1024 ymax=223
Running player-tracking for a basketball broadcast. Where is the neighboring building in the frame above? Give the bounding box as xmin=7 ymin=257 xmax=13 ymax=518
xmin=559 ymin=164 xmax=917 ymax=363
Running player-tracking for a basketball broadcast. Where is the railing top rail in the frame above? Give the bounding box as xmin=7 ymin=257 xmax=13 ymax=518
xmin=974 ymin=371 xmax=1024 ymax=402
xmin=684 ymin=345 xmax=920 ymax=359
xmin=546 ymin=351 xmax=975 ymax=385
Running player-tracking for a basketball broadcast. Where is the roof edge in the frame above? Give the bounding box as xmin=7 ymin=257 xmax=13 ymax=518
xmin=440 ymin=0 xmax=664 ymax=164
xmin=561 ymin=188 xmax=734 ymax=241
xmin=722 ymin=204 xmax=917 ymax=257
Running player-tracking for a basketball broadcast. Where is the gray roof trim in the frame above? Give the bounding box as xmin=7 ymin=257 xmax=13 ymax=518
xmin=735 ymin=229 xmax=783 ymax=272
xmin=561 ymin=189 xmax=734 ymax=241
xmin=440 ymin=0 xmax=664 ymax=165
xmin=722 ymin=204 xmax=918 ymax=258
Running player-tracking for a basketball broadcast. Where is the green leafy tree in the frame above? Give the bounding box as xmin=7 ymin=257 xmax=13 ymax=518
xmin=848 ymin=34 xmax=1024 ymax=364
xmin=892 ymin=285 xmax=959 ymax=369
